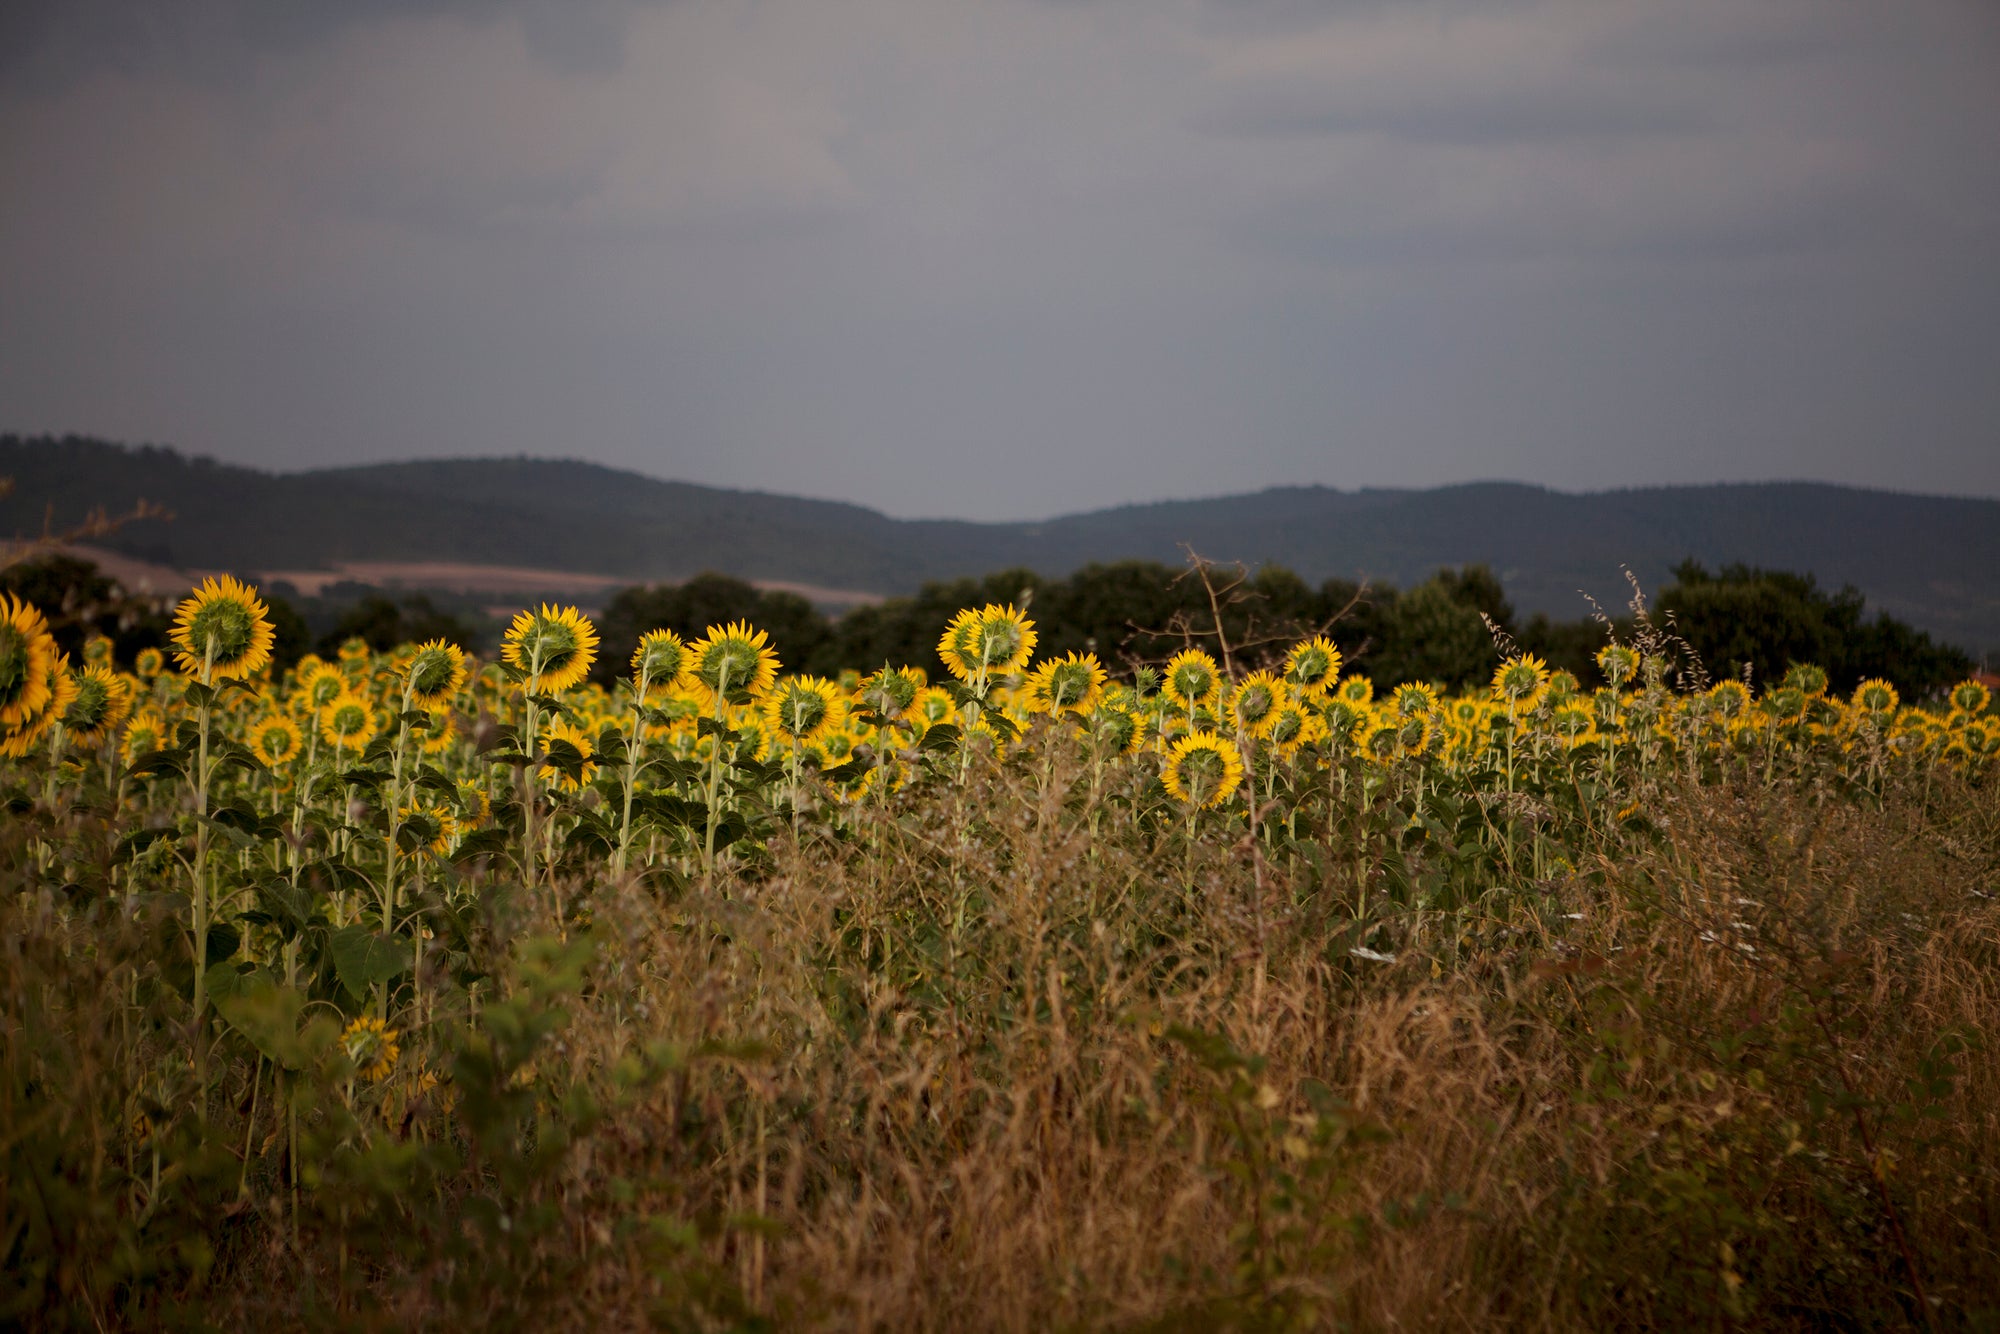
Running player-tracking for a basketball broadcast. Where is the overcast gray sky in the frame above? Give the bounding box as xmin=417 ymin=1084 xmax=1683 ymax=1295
xmin=2 ymin=0 xmax=1996 ymax=520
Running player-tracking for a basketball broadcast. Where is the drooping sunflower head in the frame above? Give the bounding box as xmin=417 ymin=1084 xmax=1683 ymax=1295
xmin=0 ymin=594 xmax=58 ymax=728
xmin=319 ymin=691 xmax=378 ymax=752
xmin=1162 ymin=650 xmax=1222 ymax=712
xmin=61 ymin=664 xmax=134 ymax=746
xmin=1492 ymin=654 xmax=1550 ymax=705
xmin=1161 ymin=730 xmax=1244 ymax=810
xmin=133 ymin=646 xmax=165 ymax=679
xmin=1028 ymin=652 xmax=1106 ymax=717
xmin=1228 ymin=670 xmax=1285 ymax=735
xmin=342 ymin=1016 xmax=400 ymax=1084
xmin=1948 ymin=679 xmax=1991 ymax=717
xmin=631 ymin=628 xmax=691 ymax=696
xmin=251 ymin=714 xmax=303 ymax=767
xmin=688 ymin=621 xmax=779 ymax=703
xmin=1283 ymin=637 xmax=1342 ymax=696
xmin=1851 ymin=678 xmax=1899 ymax=717
xmin=764 ymin=675 xmax=841 ymax=743
xmin=1591 ymin=643 xmax=1638 ymax=690
xmin=403 ymin=640 xmax=468 ymax=707
xmin=169 ymin=576 xmax=274 ymax=682
xmin=501 ymin=604 xmax=599 ymax=693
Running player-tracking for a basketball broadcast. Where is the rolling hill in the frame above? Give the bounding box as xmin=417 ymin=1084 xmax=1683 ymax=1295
xmin=6 ymin=434 xmax=1997 ymax=654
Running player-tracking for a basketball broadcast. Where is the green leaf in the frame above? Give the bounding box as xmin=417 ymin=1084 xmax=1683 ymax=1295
xmin=327 ymin=925 xmax=412 ymax=1000
xmin=917 ymin=724 xmax=961 ymax=753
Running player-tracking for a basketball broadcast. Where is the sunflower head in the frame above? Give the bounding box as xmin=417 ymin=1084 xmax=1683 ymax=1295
xmin=61 ymin=664 xmax=133 ymax=746
xmin=631 ymin=629 xmax=691 ymax=696
xmin=1851 ymin=678 xmax=1899 ymax=716
xmin=251 ymin=714 xmax=303 ymax=767
xmin=1263 ymin=700 xmax=1321 ymax=756
xmin=133 ymin=646 xmax=165 ymax=679
xmin=1708 ymin=680 xmax=1752 ymax=720
xmin=1162 ymin=650 xmax=1222 ymax=712
xmin=1228 ymin=671 xmax=1286 ymax=734
xmin=1781 ymin=663 xmax=1830 ymax=699
xmin=1492 ymin=654 xmax=1550 ymax=705
xmin=538 ymin=716 xmax=601 ymax=792
xmin=342 ymin=1016 xmax=400 ymax=1084
xmin=1161 ymin=730 xmax=1245 ymax=810
xmin=397 ymin=798 xmax=460 ymax=857
xmin=121 ymin=710 xmax=167 ymax=767
xmin=319 ymin=691 xmax=378 ymax=752
xmin=1337 ymin=675 xmax=1374 ymax=707
xmin=1087 ymin=705 xmax=1144 ymax=756
xmin=763 ymin=675 xmax=842 ymax=743
xmin=502 ymin=604 xmax=600 ymax=693
xmin=170 ymin=576 xmax=275 ymax=682
xmin=1592 ymin=644 xmax=1639 ymax=690
xmin=910 ymin=685 xmax=959 ymax=730
xmin=0 ymin=594 xmax=58 ymax=728
xmin=404 ymin=640 xmax=468 ymax=707
xmin=1283 ymin=637 xmax=1342 ymax=696
xmin=1392 ymin=682 xmax=1440 ymax=721
xmin=1948 ymin=679 xmax=1991 ymax=717
xmin=82 ymin=634 xmax=114 ymax=668
xmin=1027 ymin=652 xmax=1106 ymax=717
xmin=688 ymin=622 xmax=779 ymax=703
xmin=1319 ymin=698 xmax=1366 ymax=746
xmin=859 ymin=665 xmax=924 ymax=720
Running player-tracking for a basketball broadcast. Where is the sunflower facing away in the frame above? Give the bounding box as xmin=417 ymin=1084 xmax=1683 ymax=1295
xmin=631 ymin=629 xmax=691 ymax=696
xmin=403 ymin=640 xmax=468 ymax=707
xmin=1161 ymin=729 xmax=1245 ymax=810
xmin=1162 ymin=650 xmax=1222 ymax=714
xmin=501 ymin=604 xmax=600 ymax=693
xmin=61 ymin=665 xmax=134 ymax=747
xmin=1492 ymin=654 xmax=1550 ymax=708
xmin=688 ymin=622 xmax=780 ymax=703
xmin=319 ymin=691 xmax=379 ymax=754
xmin=1227 ymin=671 xmax=1285 ymax=736
xmin=1024 ymin=652 xmax=1107 ymax=717
xmin=1283 ymin=637 xmax=1343 ymax=697
xmin=169 ymin=576 xmax=275 ymax=682
xmin=121 ymin=711 xmax=167 ymax=767
xmin=0 ymin=594 xmax=58 ymax=729
xmin=763 ymin=675 xmax=842 ymax=745
xmin=251 ymin=714 xmax=303 ymax=768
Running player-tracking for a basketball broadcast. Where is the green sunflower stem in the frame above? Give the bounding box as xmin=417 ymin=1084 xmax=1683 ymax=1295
xmin=615 ymin=664 xmax=650 ymax=877
xmin=190 ymin=637 xmax=217 ymax=1108
xmin=380 ymin=680 xmax=413 ymax=1020
xmin=522 ymin=662 xmax=544 ymax=891
xmin=702 ymin=662 xmax=733 ymax=876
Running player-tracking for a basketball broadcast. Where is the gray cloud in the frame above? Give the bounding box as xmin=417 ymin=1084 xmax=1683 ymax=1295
xmin=1 ymin=0 xmax=1996 ymax=520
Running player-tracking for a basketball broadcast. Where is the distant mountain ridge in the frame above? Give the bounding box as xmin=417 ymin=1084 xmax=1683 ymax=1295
xmin=6 ymin=434 xmax=1997 ymax=654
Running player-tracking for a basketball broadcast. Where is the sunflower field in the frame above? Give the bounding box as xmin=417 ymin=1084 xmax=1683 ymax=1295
xmin=3 ymin=576 xmax=1999 ymax=1329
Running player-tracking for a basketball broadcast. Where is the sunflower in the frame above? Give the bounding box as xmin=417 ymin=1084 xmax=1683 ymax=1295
xmin=397 ymin=798 xmax=459 ymax=857
xmin=403 ymin=640 xmax=468 ymax=707
xmin=1319 ymin=698 xmax=1367 ymax=749
xmin=1161 ymin=730 xmax=1244 ymax=809
xmin=417 ymin=704 xmax=458 ymax=755
xmin=319 ymin=691 xmax=378 ymax=753
xmin=538 ymin=716 xmax=599 ymax=792
xmin=83 ymin=634 xmax=114 ymax=667
xmin=1227 ymin=670 xmax=1286 ymax=736
xmin=908 ymin=684 xmax=959 ymax=736
xmin=1548 ymin=703 xmax=1598 ymax=750
xmin=133 ymin=646 xmax=165 ymax=680
xmin=1161 ymin=650 xmax=1222 ymax=713
xmin=859 ymin=665 xmax=924 ymax=721
xmin=292 ymin=660 xmax=349 ymax=714
xmin=1851 ymin=678 xmax=1899 ymax=717
xmin=1024 ymin=652 xmax=1107 ymax=717
xmin=342 ymin=1016 xmax=400 ymax=1084
xmin=251 ymin=714 xmax=303 ymax=767
xmin=1283 ymin=637 xmax=1343 ymax=697
xmin=501 ymin=604 xmax=600 ymax=693
xmin=1262 ymin=700 xmax=1321 ymax=758
xmin=0 ymin=594 xmax=58 ymax=728
xmin=1391 ymin=682 xmax=1440 ymax=721
xmin=121 ymin=711 xmax=167 ymax=767
xmin=1782 ymin=663 xmax=1830 ymax=699
xmin=1492 ymin=655 xmax=1550 ymax=707
xmin=1086 ymin=705 xmax=1145 ymax=755
xmin=936 ymin=608 xmax=985 ymax=683
xmin=764 ymin=675 xmax=842 ymax=745
xmin=1 ymin=650 xmax=77 ymax=758
xmin=1336 ymin=675 xmax=1374 ymax=707
xmin=62 ymin=665 xmax=134 ymax=747
xmin=169 ymin=576 xmax=274 ymax=682
xmin=687 ymin=621 xmax=779 ymax=704
xmin=631 ymin=628 xmax=691 ymax=696
xmin=1948 ymin=679 xmax=1991 ymax=717
xmin=1708 ymin=680 xmax=1752 ymax=721
xmin=1594 ymin=644 xmax=1639 ymax=690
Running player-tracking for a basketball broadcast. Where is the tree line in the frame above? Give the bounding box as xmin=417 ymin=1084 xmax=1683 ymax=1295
xmin=1 ymin=552 xmax=1977 ymax=701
